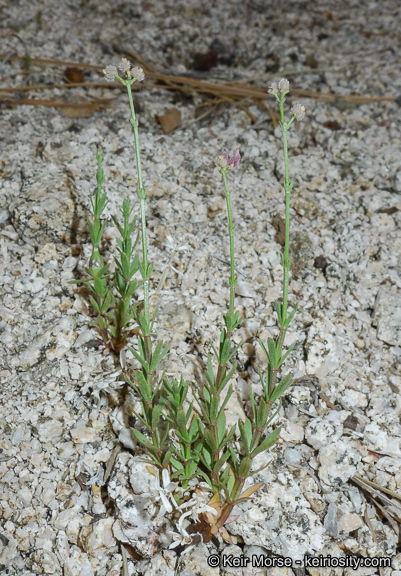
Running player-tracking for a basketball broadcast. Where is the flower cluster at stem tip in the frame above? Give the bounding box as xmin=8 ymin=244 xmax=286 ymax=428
xmin=217 ymin=148 xmax=241 ymax=171
xmin=268 ymin=77 xmax=306 ymax=121
xmin=103 ymin=58 xmax=145 ymax=83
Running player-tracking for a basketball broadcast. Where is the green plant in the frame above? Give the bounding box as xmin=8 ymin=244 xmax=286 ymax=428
xmin=72 ymin=59 xmax=306 ymax=544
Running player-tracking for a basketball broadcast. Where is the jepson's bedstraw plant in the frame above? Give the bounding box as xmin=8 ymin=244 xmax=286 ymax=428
xmin=72 ymin=59 xmax=306 ymax=546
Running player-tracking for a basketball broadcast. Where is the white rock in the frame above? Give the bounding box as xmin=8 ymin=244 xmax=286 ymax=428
xmin=281 ymin=419 xmax=304 ymax=443
xmin=11 ymin=428 xmax=23 ymax=446
xmin=54 ymin=506 xmax=82 ymax=530
xmin=338 ymin=512 xmax=363 ymax=533
xmin=176 ymin=544 xmax=219 ymax=576
xmin=372 ymin=288 xmax=401 ymax=346
xmin=38 ymin=419 xmax=64 ymax=440
xmin=364 ymin=423 xmax=401 ymax=456
xmin=0 ymin=535 xmax=18 ymax=565
xmin=128 ymin=455 xmax=157 ymax=495
xmin=229 ymin=466 xmax=326 ymax=561
xmin=235 ymin=281 xmax=257 ymax=298
xmin=305 ymin=417 xmax=343 ymax=450
xmin=318 ymin=441 xmax=361 ymax=486
xmin=80 ymin=518 xmax=116 ymax=550
xmin=70 ymin=427 xmax=97 ymax=444
xmin=64 ymin=549 xmax=94 ymax=576
xmin=55 ymin=530 xmax=70 ymax=564
xmin=41 ymin=488 xmax=56 ymax=505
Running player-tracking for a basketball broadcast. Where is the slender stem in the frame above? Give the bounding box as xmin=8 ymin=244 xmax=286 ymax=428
xmin=207 ymin=167 xmax=238 ymax=488
xmin=266 ymin=97 xmax=296 ymax=391
xmin=221 ymin=170 xmax=236 ymax=318
xmin=278 ymin=99 xmax=291 ymax=324
xmin=126 ymin=83 xmax=150 ymax=330
xmin=126 ymin=82 xmax=152 ymax=364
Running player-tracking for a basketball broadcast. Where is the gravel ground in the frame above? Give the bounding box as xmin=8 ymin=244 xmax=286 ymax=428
xmin=0 ymin=0 xmax=401 ymax=575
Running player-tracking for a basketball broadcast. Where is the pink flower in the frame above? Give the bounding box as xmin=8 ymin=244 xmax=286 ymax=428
xmin=229 ymin=147 xmax=240 ymax=168
xmin=217 ymin=148 xmax=240 ymax=170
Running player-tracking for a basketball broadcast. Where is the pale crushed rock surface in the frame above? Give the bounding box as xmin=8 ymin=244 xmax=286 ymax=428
xmin=0 ymin=0 xmax=401 ymax=574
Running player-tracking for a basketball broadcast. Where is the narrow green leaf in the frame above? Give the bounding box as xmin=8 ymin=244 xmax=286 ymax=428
xmin=213 ymin=448 xmax=231 ymax=474
xmin=221 ymin=423 xmax=237 ymax=449
xmin=130 ymin=256 xmax=140 ymax=277
xmin=136 ymin=370 xmax=151 ymax=401
xmin=203 ymin=385 xmax=211 ymax=406
xmin=186 ymin=460 xmax=198 ymax=477
xmin=249 ymin=386 xmax=257 ymax=423
xmin=150 ymin=342 xmax=170 ymax=372
xmin=188 ymin=416 xmax=199 ymax=441
xmin=256 ymin=399 xmax=268 ymax=429
xmin=210 ymin=341 xmax=219 ymax=362
xmin=269 ymin=373 xmax=294 ymax=404
xmin=218 ymin=364 xmax=237 ymax=393
xmin=244 ymin=418 xmax=253 ymax=449
xmin=94 ymin=276 xmax=106 ymax=297
xmin=202 ymin=446 xmax=212 ymax=469
xmin=238 ymin=457 xmax=252 ymax=477
xmin=267 ymin=338 xmax=278 ymax=367
xmin=132 ymin=428 xmax=155 ymax=451
xmin=160 ymin=422 xmax=170 ymax=446
xmin=97 ymin=220 xmax=108 ymax=244
xmin=278 ymin=342 xmax=296 ymax=368
xmin=151 ymin=406 xmax=162 ymax=430
xmin=238 ymin=421 xmax=250 ymax=453
xmin=217 ymin=410 xmax=226 ymax=446
xmin=226 ymin=466 xmax=235 ymax=496
xmin=205 ymin=355 xmax=215 ymax=388
xmin=204 ymin=429 xmax=217 ymax=453
xmin=226 ymin=340 xmax=242 ymax=363
xmin=193 ymin=395 xmax=211 ymax=425
xmin=170 ymin=456 xmax=184 ymax=471
xmin=251 ymin=427 xmax=281 ymax=458
xmin=283 ymin=303 xmax=298 ymax=328
xmin=218 ymin=385 xmax=233 ymax=414
xmin=197 ymin=468 xmax=213 ymax=488
xmin=258 ymin=338 xmax=269 ymax=361
xmin=101 ymin=290 xmax=112 ymax=313
xmin=210 ymin=395 xmax=219 ymax=421
xmin=228 ymin=446 xmax=239 ymax=472
xmin=176 ymin=409 xmax=186 ymax=429
xmin=220 ymin=333 xmax=231 ymax=364
xmin=89 ymin=295 xmax=100 ymax=314
xmin=184 ymin=402 xmax=193 ymax=424
xmin=120 ymin=252 xmax=130 ymax=278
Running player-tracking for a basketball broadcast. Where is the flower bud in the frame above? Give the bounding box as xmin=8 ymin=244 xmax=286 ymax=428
xmin=278 ymin=78 xmax=290 ymax=92
xmin=217 ymin=150 xmax=229 ymax=168
xmin=118 ymin=58 xmax=131 ymax=74
xmin=131 ymin=66 xmax=145 ymax=82
xmin=268 ymin=82 xmax=278 ymax=95
xmin=103 ymin=65 xmax=118 ymax=83
xmin=290 ymin=103 xmax=306 ymax=121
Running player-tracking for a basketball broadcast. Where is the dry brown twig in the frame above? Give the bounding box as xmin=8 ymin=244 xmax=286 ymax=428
xmin=351 ymin=474 xmax=401 ymax=537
